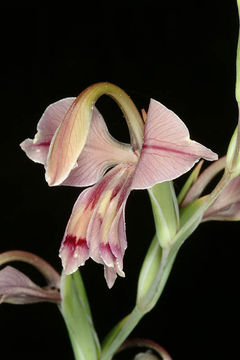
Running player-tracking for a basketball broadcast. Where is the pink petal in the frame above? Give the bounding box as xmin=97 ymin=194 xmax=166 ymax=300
xmin=204 ymin=202 xmax=240 ymax=221
xmin=104 ymin=266 xmax=117 ymax=289
xmin=59 ymin=188 xmax=93 ymax=274
xmin=89 ymin=173 xmax=131 ymax=288
xmin=203 ymin=176 xmax=240 ymax=221
xmin=60 ymin=164 xmax=134 ymax=286
xmin=132 ymin=99 xmax=218 ymax=189
xmin=59 ymin=166 xmax=123 ymax=274
xmin=59 ymin=234 xmax=90 ymax=275
xmin=99 ymin=203 xmax=128 ymax=288
xmin=108 ymin=203 xmax=127 ymax=274
xmin=87 ymin=165 xmax=133 ymax=274
xmin=103 ymin=205 xmax=128 ymax=289
xmin=181 ymin=157 xmax=226 ymax=207
xmin=21 ymin=96 xmax=137 ymax=188
xmin=0 ymin=266 xmax=60 ymax=304
xmin=45 ymin=83 xmax=144 ymax=186
xmin=62 ymin=106 xmax=137 ymax=187
xmin=86 ymin=211 xmax=104 ymax=264
xmin=20 ymin=98 xmax=75 ymax=164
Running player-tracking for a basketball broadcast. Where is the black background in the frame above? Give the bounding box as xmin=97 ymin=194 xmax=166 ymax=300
xmin=0 ymin=2 xmax=239 ymax=359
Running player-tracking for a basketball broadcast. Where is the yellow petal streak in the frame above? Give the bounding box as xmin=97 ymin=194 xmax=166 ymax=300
xmin=100 ymin=198 xmax=119 ymax=246
xmin=98 ymin=190 xmax=113 ymax=217
xmin=67 ymin=207 xmax=92 ymax=239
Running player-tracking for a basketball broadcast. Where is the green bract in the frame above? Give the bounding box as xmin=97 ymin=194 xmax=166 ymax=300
xmin=60 ymin=271 xmax=100 ymax=360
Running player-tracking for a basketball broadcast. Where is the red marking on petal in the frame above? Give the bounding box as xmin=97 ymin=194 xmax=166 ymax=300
xmin=110 ymin=182 xmax=123 ymax=201
xmin=64 ymin=234 xmax=88 ymax=251
xmin=62 ymin=234 xmax=89 ymax=260
xmin=78 ymin=238 xmax=88 ymax=248
xmin=109 ymin=166 xmax=134 ymax=209
xmin=143 ymin=143 xmax=197 ymax=157
xmin=60 ymin=234 xmax=89 ymax=274
xmin=100 ymin=242 xmax=113 ymax=254
xmin=63 ymin=234 xmax=77 ymax=250
xmin=37 ymin=141 xmax=51 ymax=147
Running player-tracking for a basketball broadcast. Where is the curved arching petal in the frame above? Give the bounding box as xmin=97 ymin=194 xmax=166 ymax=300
xmin=132 ymin=99 xmax=218 ymax=189
xmin=45 ymin=82 xmax=144 ymax=187
xmin=20 ymin=98 xmax=75 ymax=164
xmin=21 ymin=98 xmax=137 ymax=188
xmin=62 ymin=107 xmax=137 ymax=187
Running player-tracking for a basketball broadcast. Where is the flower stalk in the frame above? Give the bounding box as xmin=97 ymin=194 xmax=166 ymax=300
xmin=60 ymin=271 xmax=100 ymax=360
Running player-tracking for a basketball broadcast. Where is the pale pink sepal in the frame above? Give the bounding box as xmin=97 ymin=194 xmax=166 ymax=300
xmin=132 ymin=99 xmax=218 ymax=189
xmin=203 ymin=176 xmax=240 ymax=221
xmin=104 ymin=266 xmax=118 ymax=289
xmin=181 ymin=157 xmax=226 ymax=207
xmin=20 ymin=98 xmax=75 ymax=164
xmin=0 ymin=266 xmax=61 ymax=304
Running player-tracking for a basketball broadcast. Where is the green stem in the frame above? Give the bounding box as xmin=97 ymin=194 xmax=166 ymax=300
xmin=100 ymin=307 xmax=143 ymax=360
xmin=138 ymin=171 xmax=232 ymax=314
xmin=100 ymin=246 xmax=173 ymax=360
xmin=137 ymin=247 xmax=172 ymax=314
xmin=60 ymin=271 xmax=100 ymax=360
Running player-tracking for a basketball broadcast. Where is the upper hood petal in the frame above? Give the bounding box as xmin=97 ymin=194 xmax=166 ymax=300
xmin=62 ymin=107 xmax=137 ymax=187
xmin=21 ymin=96 xmax=137 ymax=188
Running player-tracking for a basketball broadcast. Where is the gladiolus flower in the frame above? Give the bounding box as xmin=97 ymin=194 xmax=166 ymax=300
xmin=21 ymin=83 xmax=217 ymax=287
